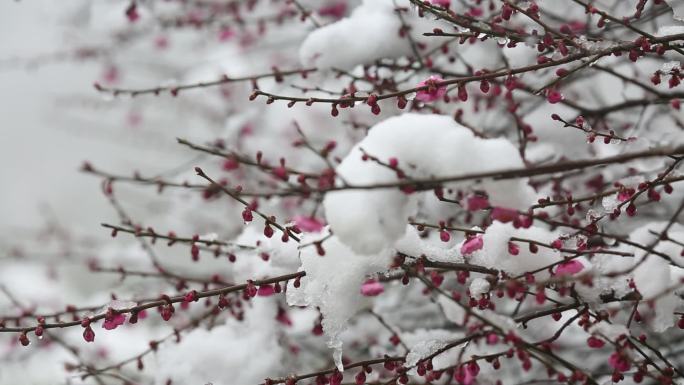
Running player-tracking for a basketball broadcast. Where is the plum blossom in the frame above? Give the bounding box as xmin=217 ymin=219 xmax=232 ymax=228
xmin=587 ymin=336 xmax=605 ymax=348
xmin=461 ymin=235 xmax=484 ymax=255
xmin=257 ymin=285 xmax=276 ymax=297
xmin=218 ymin=27 xmax=235 ymax=42
xmin=608 ymin=352 xmax=631 ymax=372
xmin=415 ymin=76 xmax=447 ymax=102
xmin=83 ymin=327 xmax=95 ymax=342
xmin=490 ymin=207 xmax=519 ymax=223
xmin=293 ymin=215 xmax=325 ymax=233
xmin=466 ymin=195 xmax=489 ymax=211
xmin=103 ymin=314 xmax=126 ymax=330
xmin=454 ymin=364 xmax=476 ymax=385
xmin=428 ymin=0 xmax=451 ymax=7
xmin=546 ymin=89 xmax=564 ymax=104
xmin=555 ymin=260 xmax=584 ymax=276
xmin=318 ymin=2 xmax=347 ymax=19
xmin=360 ymin=279 xmax=384 ymax=296
xmin=439 ymin=230 xmax=451 ymax=242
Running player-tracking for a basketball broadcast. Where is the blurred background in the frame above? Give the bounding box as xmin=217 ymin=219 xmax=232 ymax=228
xmin=0 ymin=2 xmax=349 ymax=383
xmin=1 ymin=1 xmax=115 ymax=231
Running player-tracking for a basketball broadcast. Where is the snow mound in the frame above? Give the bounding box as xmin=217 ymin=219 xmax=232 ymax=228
xmin=324 ymin=113 xmax=536 ymax=254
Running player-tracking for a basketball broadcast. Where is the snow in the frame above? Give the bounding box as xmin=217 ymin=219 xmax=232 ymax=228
xmin=231 ymin=221 xmax=302 ymax=280
xmin=404 ymin=338 xmax=446 ymax=371
xmin=394 ymin=225 xmax=463 ymax=263
xmin=469 ymin=277 xmax=490 ymax=298
xmin=401 ymin=329 xmax=463 ymax=373
xmin=665 ymin=0 xmax=684 ymax=21
xmin=299 ymin=0 xmax=442 ymax=69
xmin=628 ymin=222 xmax=684 ymax=331
xmin=657 ymin=25 xmax=684 ymax=36
xmin=286 ymin=231 xmax=393 ymax=370
xmin=324 ymin=113 xmax=536 ymax=254
xmin=154 ymin=300 xmax=285 ymax=385
xmin=0 ymin=346 xmax=74 ymax=385
xmin=588 ymin=322 xmax=629 ymax=340
xmin=468 ymin=222 xmax=560 ymax=277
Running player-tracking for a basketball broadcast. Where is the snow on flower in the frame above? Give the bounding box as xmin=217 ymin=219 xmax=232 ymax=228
xmin=469 ymin=277 xmax=490 ymax=297
xmin=460 ymin=235 xmax=484 ymax=255
xmin=546 ymin=89 xmax=564 ymax=104
xmin=103 ymin=314 xmax=126 ymax=330
xmin=292 ymin=215 xmax=325 ymax=233
xmin=415 ymin=76 xmax=447 ymax=102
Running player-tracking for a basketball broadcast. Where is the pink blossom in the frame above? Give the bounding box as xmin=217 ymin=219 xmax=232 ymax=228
xmin=318 ymin=2 xmax=347 ymax=19
xmin=466 ymin=7 xmax=483 ymax=17
xmin=257 ymin=284 xmax=275 ymax=297
xmin=125 ymin=3 xmax=140 ymax=22
xmin=490 ymin=207 xmax=519 ymax=223
xmin=293 ymin=215 xmax=325 ymax=233
xmin=440 ymin=230 xmax=451 ymax=242
xmin=587 ymin=336 xmax=605 ymax=348
xmin=360 ymin=280 xmax=384 ymax=297
xmin=222 ymin=157 xmax=240 ymax=171
xmin=102 ymin=314 xmax=126 ymax=330
xmin=546 ymin=89 xmax=564 ymax=104
xmin=416 ymin=76 xmax=447 ymax=102
xmin=102 ymin=66 xmax=119 ymax=85
xmin=555 ymin=260 xmax=584 ymax=276
xmin=240 ymin=123 xmax=254 ymax=137
xmin=466 ymin=361 xmax=480 ymax=376
xmin=276 ymin=307 xmax=292 ymax=326
xmin=242 ymin=208 xmax=253 ymax=222
xmin=154 ymin=35 xmax=169 ymax=50
xmin=454 ymin=365 xmax=476 ymax=385
xmin=566 ymin=21 xmax=587 ymax=32
xmin=466 ymin=195 xmax=489 ymax=211
xmin=428 ymin=0 xmax=450 ymax=7
xmin=617 ymin=189 xmax=633 ymax=201
xmin=83 ymin=327 xmax=95 ymax=342
xmin=272 ymin=165 xmax=288 ymax=181
xmin=608 ymin=352 xmax=631 ymax=372
xmin=508 ymin=242 xmax=520 ymax=255
xmin=126 ymin=111 xmax=142 ymax=127
xmin=461 ymin=235 xmax=484 ymax=255
xmin=218 ymin=27 xmax=234 ymax=42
